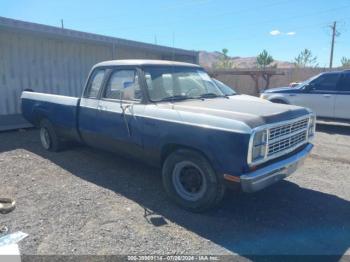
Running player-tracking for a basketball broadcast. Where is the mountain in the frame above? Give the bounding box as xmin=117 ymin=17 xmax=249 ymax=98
xmin=199 ymin=51 xmax=295 ymax=69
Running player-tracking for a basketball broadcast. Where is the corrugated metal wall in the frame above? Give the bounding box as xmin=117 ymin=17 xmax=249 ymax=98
xmin=0 ymin=21 xmax=197 ymax=118
xmin=0 ymin=30 xmax=114 ymax=115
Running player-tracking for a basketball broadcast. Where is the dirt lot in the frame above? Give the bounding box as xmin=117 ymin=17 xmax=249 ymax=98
xmin=1 ymin=123 xmax=350 ymax=258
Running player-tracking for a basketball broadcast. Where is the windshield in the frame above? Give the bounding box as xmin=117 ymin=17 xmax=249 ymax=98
xmin=144 ymin=67 xmax=224 ymax=102
xmin=295 ymin=74 xmax=322 ymax=89
xmin=213 ymin=79 xmax=236 ymax=95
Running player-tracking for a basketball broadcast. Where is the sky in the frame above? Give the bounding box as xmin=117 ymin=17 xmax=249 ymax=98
xmin=1 ymin=0 xmax=350 ymax=66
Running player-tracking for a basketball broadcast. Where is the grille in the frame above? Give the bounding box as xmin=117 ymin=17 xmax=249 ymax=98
xmin=268 ymin=130 xmax=307 ymax=156
xmin=269 ymin=118 xmax=309 ymax=141
xmin=249 ymin=116 xmax=311 ymax=165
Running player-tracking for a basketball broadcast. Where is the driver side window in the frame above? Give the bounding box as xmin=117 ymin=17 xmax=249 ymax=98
xmin=103 ymin=70 xmax=141 ymax=101
xmin=310 ymin=73 xmax=339 ymax=92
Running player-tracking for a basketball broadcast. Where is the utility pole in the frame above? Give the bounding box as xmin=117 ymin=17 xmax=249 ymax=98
xmin=329 ymin=21 xmax=337 ymax=69
xmin=60 ymin=19 xmax=64 ymax=29
xmin=172 ymin=32 xmax=175 ymax=61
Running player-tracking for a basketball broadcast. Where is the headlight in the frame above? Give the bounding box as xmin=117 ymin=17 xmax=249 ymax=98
xmin=260 ymin=93 xmax=268 ymax=99
xmin=308 ymin=114 xmax=316 ymax=138
xmin=251 ymin=130 xmax=268 ymax=162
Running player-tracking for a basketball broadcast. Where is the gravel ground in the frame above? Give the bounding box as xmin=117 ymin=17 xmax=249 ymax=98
xmin=1 ymin=123 xmax=350 ymax=258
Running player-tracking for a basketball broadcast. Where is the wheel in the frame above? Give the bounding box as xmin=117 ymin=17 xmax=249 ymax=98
xmin=271 ymin=99 xmax=288 ymax=104
xmin=39 ymin=119 xmax=62 ymax=152
xmin=162 ymin=149 xmax=225 ymax=212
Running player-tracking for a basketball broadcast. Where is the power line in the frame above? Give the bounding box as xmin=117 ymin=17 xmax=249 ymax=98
xmin=74 ymin=0 xmax=291 ymax=32
xmin=105 ymin=3 xmax=350 ymax=40
xmin=195 ymin=4 xmax=350 ymax=35
xmin=60 ymin=0 xmax=289 ymax=23
xmin=172 ymin=32 xmax=175 ymax=60
xmin=170 ymin=20 xmax=337 ymax=48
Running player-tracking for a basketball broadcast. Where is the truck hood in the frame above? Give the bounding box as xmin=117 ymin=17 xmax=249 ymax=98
xmin=157 ymin=95 xmax=310 ymax=130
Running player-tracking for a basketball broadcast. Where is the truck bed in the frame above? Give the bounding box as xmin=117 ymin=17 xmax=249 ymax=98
xmin=21 ymin=91 xmax=81 ymax=141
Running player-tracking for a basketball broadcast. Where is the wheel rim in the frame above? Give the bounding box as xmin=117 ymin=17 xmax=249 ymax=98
xmin=172 ymin=161 xmax=207 ymax=202
xmin=40 ymin=127 xmax=51 ymax=149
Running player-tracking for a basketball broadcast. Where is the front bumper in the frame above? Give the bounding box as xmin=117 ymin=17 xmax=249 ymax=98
xmin=240 ymin=144 xmax=313 ymax=193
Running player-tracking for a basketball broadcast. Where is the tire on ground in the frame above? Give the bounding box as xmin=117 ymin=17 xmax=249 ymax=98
xmin=162 ymin=149 xmax=225 ymax=212
xmin=39 ymin=119 xmax=62 ymax=152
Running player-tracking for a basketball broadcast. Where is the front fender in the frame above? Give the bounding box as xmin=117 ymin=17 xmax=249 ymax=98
xmin=265 ymin=94 xmax=290 ymax=104
xmin=157 ymin=125 xmax=251 ymax=177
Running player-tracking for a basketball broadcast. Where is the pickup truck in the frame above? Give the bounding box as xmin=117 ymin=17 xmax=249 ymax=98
xmin=21 ymin=60 xmax=315 ymax=212
xmin=261 ymin=70 xmax=350 ymax=121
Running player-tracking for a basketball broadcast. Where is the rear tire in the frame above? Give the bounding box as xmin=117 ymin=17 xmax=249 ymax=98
xmin=39 ymin=119 xmax=62 ymax=152
xmin=162 ymin=149 xmax=225 ymax=212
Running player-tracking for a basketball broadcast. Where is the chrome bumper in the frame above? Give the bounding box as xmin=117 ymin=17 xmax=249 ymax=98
xmin=240 ymin=144 xmax=313 ymax=193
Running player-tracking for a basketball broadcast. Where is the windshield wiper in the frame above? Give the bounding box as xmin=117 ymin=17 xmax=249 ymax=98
xmin=199 ymin=93 xmax=221 ymax=99
xmin=158 ymin=95 xmax=191 ymax=102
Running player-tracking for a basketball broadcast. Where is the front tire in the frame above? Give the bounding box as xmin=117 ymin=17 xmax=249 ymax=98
xmin=162 ymin=149 xmax=225 ymax=212
xmin=39 ymin=119 xmax=62 ymax=152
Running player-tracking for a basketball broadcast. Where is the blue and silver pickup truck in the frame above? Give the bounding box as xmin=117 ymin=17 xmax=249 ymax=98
xmin=21 ymin=60 xmax=315 ymax=211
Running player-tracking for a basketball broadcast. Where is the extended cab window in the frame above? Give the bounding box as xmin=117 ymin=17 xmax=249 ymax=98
xmin=103 ymin=70 xmax=141 ymax=101
xmin=309 ymin=73 xmax=340 ymax=92
xmin=337 ymin=74 xmax=350 ymax=92
xmin=85 ymin=69 xmax=106 ymax=98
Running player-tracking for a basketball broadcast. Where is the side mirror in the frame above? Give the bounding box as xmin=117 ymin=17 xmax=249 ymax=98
xmin=121 ymin=81 xmax=135 ymax=101
xmin=303 ymin=83 xmax=314 ymax=92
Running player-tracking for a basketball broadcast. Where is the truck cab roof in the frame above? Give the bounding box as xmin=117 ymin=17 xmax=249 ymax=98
xmin=93 ymin=59 xmax=201 ymax=68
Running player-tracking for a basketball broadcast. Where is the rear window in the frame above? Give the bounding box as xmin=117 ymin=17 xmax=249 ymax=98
xmin=85 ymin=69 xmax=106 ymax=98
xmin=337 ymin=74 xmax=350 ymax=92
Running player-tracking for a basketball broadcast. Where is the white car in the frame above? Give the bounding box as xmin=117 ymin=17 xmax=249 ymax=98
xmin=261 ymin=70 xmax=350 ymax=121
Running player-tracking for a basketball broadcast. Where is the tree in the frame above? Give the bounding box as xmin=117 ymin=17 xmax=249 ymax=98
xmin=213 ymin=48 xmax=233 ymax=69
xmin=256 ymin=50 xmax=274 ymax=69
xmin=294 ymin=49 xmax=318 ymax=68
xmin=341 ymin=57 xmax=350 ymax=68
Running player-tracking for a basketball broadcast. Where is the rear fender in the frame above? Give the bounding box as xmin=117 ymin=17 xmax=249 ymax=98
xmin=32 ymin=105 xmax=50 ymax=126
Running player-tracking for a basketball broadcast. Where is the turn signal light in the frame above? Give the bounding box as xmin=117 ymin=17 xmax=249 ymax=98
xmin=223 ymin=174 xmax=241 ymax=183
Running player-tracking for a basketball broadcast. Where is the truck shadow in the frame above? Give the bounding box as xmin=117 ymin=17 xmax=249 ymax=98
xmin=1 ymin=130 xmax=350 ymax=259
xmin=316 ymin=123 xmax=350 ymax=135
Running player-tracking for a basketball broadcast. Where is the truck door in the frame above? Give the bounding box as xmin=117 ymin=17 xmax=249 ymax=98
xmin=95 ymin=68 xmax=145 ymax=157
xmin=78 ymin=68 xmax=107 ymax=146
xmin=334 ymin=73 xmax=350 ymax=120
xmin=289 ymin=73 xmax=338 ymax=118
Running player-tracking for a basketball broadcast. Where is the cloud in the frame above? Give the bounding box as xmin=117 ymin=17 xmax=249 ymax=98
xmin=270 ymin=30 xmax=281 ymax=36
xmin=269 ymin=30 xmax=296 ymax=36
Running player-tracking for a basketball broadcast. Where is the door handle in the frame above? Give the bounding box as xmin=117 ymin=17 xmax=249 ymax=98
xmin=323 ymin=94 xmax=332 ymax=98
xmin=288 ymin=94 xmax=296 ymax=97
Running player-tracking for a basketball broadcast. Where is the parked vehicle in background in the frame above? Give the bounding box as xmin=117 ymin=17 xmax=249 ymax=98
xmin=289 ymin=82 xmax=301 ymax=88
xmin=21 ymin=60 xmax=315 ymax=212
xmin=261 ymin=70 xmax=350 ymax=121
xmin=213 ymin=78 xmax=280 ymax=106
xmin=213 ymin=79 xmax=236 ymax=96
